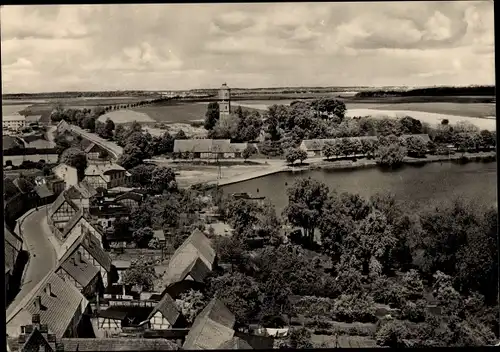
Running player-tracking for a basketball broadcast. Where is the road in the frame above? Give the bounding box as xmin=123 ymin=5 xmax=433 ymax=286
xmin=70 ymin=125 xmax=123 ymax=159
xmin=6 ymin=207 xmax=57 ymax=319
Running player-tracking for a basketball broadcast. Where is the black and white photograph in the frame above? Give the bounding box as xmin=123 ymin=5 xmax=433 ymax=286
xmin=2 ymin=1 xmax=498 ymax=350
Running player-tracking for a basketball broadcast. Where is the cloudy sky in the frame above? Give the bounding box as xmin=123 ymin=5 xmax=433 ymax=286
xmin=1 ymin=2 xmax=495 ymax=93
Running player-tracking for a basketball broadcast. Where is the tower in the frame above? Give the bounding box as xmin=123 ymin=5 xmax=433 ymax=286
xmin=218 ymin=83 xmax=231 ymax=119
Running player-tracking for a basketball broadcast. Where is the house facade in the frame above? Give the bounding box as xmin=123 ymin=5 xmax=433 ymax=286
xmin=84 ymin=143 xmax=101 ymax=160
xmin=147 ymin=293 xmax=184 ymax=330
xmin=53 ymin=164 xmax=79 ymax=190
xmin=3 ymin=115 xmax=26 ymax=132
xmin=65 ymin=182 xmax=98 ymax=209
xmin=84 ymin=163 xmax=130 ymax=190
xmin=48 ymin=192 xmax=80 ymax=232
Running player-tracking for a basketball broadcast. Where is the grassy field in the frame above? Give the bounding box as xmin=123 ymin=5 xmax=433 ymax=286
xmin=131 ymin=101 xmax=207 ymax=123
xmin=98 ymin=109 xmax=155 ymax=123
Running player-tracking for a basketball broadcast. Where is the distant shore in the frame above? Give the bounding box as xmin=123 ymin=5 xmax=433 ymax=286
xmin=196 ymin=152 xmax=497 ymax=188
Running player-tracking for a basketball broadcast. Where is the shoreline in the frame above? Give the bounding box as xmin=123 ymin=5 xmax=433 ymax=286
xmin=196 ymin=152 xmax=497 ymax=188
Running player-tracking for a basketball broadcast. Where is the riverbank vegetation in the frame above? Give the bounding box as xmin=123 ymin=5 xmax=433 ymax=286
xmin=207 ymin=178 xmax=499 ymax=347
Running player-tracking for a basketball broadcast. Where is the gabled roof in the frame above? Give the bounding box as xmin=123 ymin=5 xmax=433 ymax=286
xmin=182 ymin=299 xmax=235 ymax=350
xmin=59 ymin=251 xmax=99 ymax=288
xmin=81 ymin=230 xmax=112 ymax=272
xmin=58 ymin=230 xmax=111 ymax=273
xmin=60 ymin=338 xmax=179 ymax=351
xmin=5 ymin=225 xmax=23 ymax=252
xmin=173 ymin=139 xmax=232 ymax=154
xmin=182 ymin=257 xmax=211 ymax=283
xmin=84 ymin=142 xmax=98 ymax=154
xmin=147 ymin=293 xmax=180 ymax=325
xmin=218 ymin=336 xmax=253 ymax=350
xmin=19 ymin=327 xmax=55 ymax=352
xmin=48 ymin=192 xmax=79 ymax=219
xmin=96 ymin=307 xmax=128 ymax=320
xmin=67 ymin=182 xmax=98 ymax=200
xmin=61 ymin=208 xmax=84 ymax=238
xmin=24 ymin=272 xmax=86 ymax=339
xmin=115 ymin=191 xmax=144 ymax=203
xmin=34 ymin=184 xmax=54 ymax=199
xmin=163 ymin=229 xmax=215 ymax=285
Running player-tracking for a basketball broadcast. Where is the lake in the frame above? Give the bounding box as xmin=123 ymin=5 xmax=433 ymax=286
xmin=222 ymin=161 xmax=497 ymax=215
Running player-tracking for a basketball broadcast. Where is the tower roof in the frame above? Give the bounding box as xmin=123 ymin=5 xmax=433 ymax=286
xmin=221 ymin=83 xmax=230 ymax=89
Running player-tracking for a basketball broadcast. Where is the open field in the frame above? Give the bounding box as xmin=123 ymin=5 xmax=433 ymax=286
xmin=143 ymin=124 xmax=207 ymax=138
xmin=346 ymin=108 xmax=496 ymax=131
xmin=131 ymin=101 xmax=207 ymax=123
xmin=2 ymin=104 xmax=32 ymax=115
xmin=98 ymin=109 xmax=155 ymax=123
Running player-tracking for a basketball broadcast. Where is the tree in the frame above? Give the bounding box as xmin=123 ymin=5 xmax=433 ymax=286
xmin=122 ymin=261 xmax=157 ymax=292
xmin=60 ymin=147 xmax=87 ymax=181
xmin=376 ymin=143 xmax=407 ymax=168
xmin=283 ymin=178 xmax=330 ymax=244
xmin=132 ymin=227 xmax=154 ymax=248
xmin=129 ymin=164 xmax=156 ymax=188
xmin=82 ymin=116 xmax=96 ymax=132
xmin=205 ymin=272 xmax=262 ymax=326
xmin=285 ymin=148 xmax=299 ymax=165
xmin=404 ymin=136 xmax=428 ymax=158
xmin=117 ymin=144 xmax=143 ymax=169
xmin=105 ymin=118 xmax=115 ymax=135
xmin=242 ymin=144 xmax=257 ymax=161
xmin=150 ymin=166 xmax=177 ymax=194
xmin=175 ymin=290 xmax=207 ymax=323
xmin=204 ymin=102 xmax=220 ymax=130
xmin=287 ymin=328 xmax=313 ymax=349
xmin=399 ymin=116 xmax=423 ymax=135
xmin=151 ymin=132 xmax=174 ymax=155
xmin=112 ymin=217 xmax=131 ymax=239
xmin=297 ymin=149 xmax=308 ymax=164
xmin=479 ymin=129 xmax=495 ymax=149
xmin=95 ymin=121 xmax=112 ymax=139
xmin=322 ymin=141 xmax=340 ymax=160
xmin=174 ymin=130 xmax=187 ymax=140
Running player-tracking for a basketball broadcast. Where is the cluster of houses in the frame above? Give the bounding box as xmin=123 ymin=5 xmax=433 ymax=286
xmin=6 ymin=159 xmax=276 ymax=351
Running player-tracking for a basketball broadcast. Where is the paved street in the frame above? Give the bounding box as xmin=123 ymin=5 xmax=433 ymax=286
xmin=6 ymin=207 xmax=57 ymax=319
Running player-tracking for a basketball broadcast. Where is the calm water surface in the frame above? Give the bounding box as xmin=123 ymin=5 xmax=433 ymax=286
xmin=223 ymin=161 xmax=497 ymax=215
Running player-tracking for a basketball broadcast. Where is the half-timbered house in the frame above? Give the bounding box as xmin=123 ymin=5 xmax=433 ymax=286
xmin=48 ymin=192 xmax=80 ymax=233
xmin=58 ymin=211 xmax=105 ymax=252
xmin=147 ymin=293 xmax=185 ymax=330
xmin=84 ymin=142 xmax=101 ymax=160
xmin=84 ymin=163 xmax=131 ymax=190
xmin=65 ymin=182 xmax=98 ymax=209
xmin=55 ymin=250 xmax=102 ymax=299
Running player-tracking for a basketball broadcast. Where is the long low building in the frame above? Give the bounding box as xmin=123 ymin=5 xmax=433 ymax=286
xmin=173 ymin=139 xmax=249 ymax=159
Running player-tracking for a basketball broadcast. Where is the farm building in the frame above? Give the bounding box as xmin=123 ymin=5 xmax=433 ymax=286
xmin=58 ymin=230 xmax=114 ymax=289
xmin=183 ymin=298 xmax=236 ymax=350
xmin=161 ymin=229 xmax=215 ymax=297
xmin=173 ymin=139 xmax=249 ymax=159
xmin=84 ymin=163 xmax=131 ymax=190
xmin=48 ymin=192 xmax=80 ymax=232
xmin=147 ymin=293 xmax=185 ymax=330
xmin=55 ymin=249 xmax=102 ymax=299
xmin=6 ymin=272 xmax=89 ymax=339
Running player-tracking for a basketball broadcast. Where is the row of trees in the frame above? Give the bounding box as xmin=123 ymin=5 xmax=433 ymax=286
xmin=202 ymin=177 xmax=498 ymax=347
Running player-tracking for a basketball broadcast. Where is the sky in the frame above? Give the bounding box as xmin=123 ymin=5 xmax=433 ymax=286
xmin=1 ymin=2 xmax=495 ymax=93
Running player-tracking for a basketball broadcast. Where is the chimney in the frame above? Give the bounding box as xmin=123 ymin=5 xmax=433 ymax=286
xmin=34 ymin=296 xmax=42 ymax=310
xmin=71 ymin=257 xmax=77 ymax=266
xmin=32 ymin=313 xmax=41 ymax=324
xmin=77 ymin=251 xmax=83 ymax=263
xmin=45 ymin=283 xmax=52 ymax=296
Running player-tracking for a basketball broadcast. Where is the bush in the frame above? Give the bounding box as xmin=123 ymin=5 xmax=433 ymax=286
xmin=332 ymin=294 xmax=378 ymax=323
xmin=375 ymin=319 xmax=413 ymax=348
xmin=400 ymin=300 xmax=426 ymax=323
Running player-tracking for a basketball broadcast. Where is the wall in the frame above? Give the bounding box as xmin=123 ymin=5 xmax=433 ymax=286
xmin=150 ymin=312 xmax=171 ymax=330
xmin=54 ymin=165 xmax=78 ymax=190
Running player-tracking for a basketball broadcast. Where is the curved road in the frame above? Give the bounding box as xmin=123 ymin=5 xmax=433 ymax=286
xmin=6 ymin=207 xmax=57 ymax=318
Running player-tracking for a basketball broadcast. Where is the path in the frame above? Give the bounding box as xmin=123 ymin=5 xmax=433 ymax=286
xmin=6 ymin=206 xmax=57 ymax=319
xmin=69 ymin=125 xmax=123 ymax=159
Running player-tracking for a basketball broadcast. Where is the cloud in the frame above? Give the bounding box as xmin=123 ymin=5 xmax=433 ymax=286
xmin=0 ymin=2 xmax=495 ymax=93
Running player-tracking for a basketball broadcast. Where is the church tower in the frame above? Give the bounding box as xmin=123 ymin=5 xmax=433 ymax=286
xmin=218 ymin=83 xmax=231 ymax=119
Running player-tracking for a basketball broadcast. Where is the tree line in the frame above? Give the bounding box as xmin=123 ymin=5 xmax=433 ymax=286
xmin=355 ymin=86 xmax=495 ymax=98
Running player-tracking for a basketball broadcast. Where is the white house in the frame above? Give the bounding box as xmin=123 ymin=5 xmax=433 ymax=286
xmin=53 ymin=164 xmax=79 ymax=190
